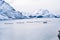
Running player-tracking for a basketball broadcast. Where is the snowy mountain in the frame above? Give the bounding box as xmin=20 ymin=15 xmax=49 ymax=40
xmin=29 ymin=9 xmax=60 ymax=18
xmin=0 ymin=0 xmax=28 ymax=20
xmin=0 ymin=0 xmax=60 ymax=20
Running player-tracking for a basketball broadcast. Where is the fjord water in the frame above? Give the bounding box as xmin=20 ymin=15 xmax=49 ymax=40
xmin=0 ymin=18 xmax=60 ymax=40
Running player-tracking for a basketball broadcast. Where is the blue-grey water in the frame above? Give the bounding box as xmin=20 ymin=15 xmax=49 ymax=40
xmin=0 ymin=18 xmax=60 ymax=40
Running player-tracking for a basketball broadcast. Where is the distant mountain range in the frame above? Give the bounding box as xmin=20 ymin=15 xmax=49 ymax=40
xmin=0 ymin=0 xmax=60 ymax=20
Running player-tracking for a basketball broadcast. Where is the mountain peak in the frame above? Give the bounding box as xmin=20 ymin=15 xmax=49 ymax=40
xmin=0 ymin=0 xmax=60 ymax=20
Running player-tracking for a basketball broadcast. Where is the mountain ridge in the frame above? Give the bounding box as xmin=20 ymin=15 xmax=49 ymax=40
xmin=0 ymin=0 xmax=60 ymax=20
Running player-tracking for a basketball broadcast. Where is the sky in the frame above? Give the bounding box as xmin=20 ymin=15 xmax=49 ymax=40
xmin=4 ymin=0 xmax=60 ymax=13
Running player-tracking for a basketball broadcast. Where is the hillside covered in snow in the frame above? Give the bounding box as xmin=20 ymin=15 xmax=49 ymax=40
xmin=0 ymin=0 xmax=60 ymax=20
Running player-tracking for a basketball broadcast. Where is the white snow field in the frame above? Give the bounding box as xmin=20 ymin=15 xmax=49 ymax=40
xmin=0 ymin=18 xmax=60 ymax=40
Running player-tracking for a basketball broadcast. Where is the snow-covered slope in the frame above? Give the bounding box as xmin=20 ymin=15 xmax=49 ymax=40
xmin=0 ymin=0 xmax=60 ymax=20
xmin=0 ymin=0 xmax=27 ymax=20
xmin=29 ymin=9 xmax=60 ymax=18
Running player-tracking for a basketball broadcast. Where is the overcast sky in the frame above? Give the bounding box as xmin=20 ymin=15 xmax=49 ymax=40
xmin=5 ymin=0 xmax=60 ymax=13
